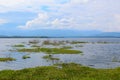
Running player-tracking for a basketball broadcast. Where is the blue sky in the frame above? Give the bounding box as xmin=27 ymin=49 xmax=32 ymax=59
xmin=0 ymin=0 xmax=120 ymax=36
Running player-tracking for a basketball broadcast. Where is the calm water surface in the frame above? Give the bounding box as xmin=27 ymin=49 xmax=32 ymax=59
xmin=0 ymin=38 xmax=120 ymax=70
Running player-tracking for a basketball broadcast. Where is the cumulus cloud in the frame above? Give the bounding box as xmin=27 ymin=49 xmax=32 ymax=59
xmin=19 ymin=13 xmax=50 ymax=29
xmin=0 ymin=0 xmax=120 ymax=32
xmin=19 ymin=13 xmax=77 ymax=30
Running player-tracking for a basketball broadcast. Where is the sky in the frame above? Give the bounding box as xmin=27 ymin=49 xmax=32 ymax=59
xmin=0 ymin=0 xmax=120 ymax=36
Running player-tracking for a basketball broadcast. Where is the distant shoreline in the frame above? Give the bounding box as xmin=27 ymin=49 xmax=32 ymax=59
xmin=0 ymin=36 xmax=120 ymax=38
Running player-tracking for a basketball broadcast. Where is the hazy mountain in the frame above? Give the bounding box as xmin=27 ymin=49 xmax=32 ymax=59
xmin=0 ymin=29 xmax=102 ymax=37
xmin=0 ymin=29 xmax=120 ymax=37
xmin=96 ymin=32 xmax=120 ymax=37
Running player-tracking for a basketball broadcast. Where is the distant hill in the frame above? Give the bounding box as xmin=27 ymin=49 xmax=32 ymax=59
xmin=0 ymin=30 xmax=120 ymax=38
xmin=0 ymin=29 xmax=102 ymax=37
xmin=96 ymin=32 xmax=120 ymax=37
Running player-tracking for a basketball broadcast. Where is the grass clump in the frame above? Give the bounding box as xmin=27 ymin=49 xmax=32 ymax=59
xmin=31 ymin=45 xmax=41 ymax=47
xmin=43 ymin=54 xmax=59 ymax=60
xmin=13 ymin=44 xmax=25 ymax=47
xmin=0 ymin=57 xmax=16 ymax=62
xmin=42 ymin=40 xmax=64 ymax=46
xmin=75 ymin=45 xmax=83 ymax=47
xmin=0 ymin=63 xmax=120 ymax=80
xmin=29 ymin=40 xmax=39 ymax=44
xmin=17 ymin=47 xmax=82 ymax=54
xmin=70 ymin=41 xmax=88 ymax=44
xmin=22 ymin=55 xmax=31 ymax=59
xmin=61 ymin=46 xmax=72 ymax=49
xmin=97 ymin=42 xmax=110 ymax=44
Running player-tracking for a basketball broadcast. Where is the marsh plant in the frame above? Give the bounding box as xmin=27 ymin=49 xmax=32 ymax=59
xmin=70 ymin=41 xmax=88 ymax=44
xmin=112 ymin=56 xmax=120 ymax=62
xmin=42 ymin=40 xmax=65 ymax=46
xmin=29 ymin=40 xmax=39 ymax=44
xmin=13 ymin=44 xmax=25 ymax=47
xmin=17 ymin=47 xmax=82 ymax=54
xmin=0 ymin=57 xmax=16 ymax=62
xmin=0 ymin=53 xmax=16 ymax=62
xmin=61 ymin=46 xmax=72 ymax=49
xmin=22 ymin=54 xmax=31 ymax=59
xmin=31 ymin=45 xmax=41 ymax=47
xmin=43 ymin=54 xmax=59 ymax=60
xmin=75 ymin=45 xmax=83 ymax=47
xmin=0 ymin=63 xmax=120 ymax=80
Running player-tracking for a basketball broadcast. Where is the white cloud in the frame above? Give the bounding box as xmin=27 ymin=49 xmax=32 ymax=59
xmin=0 ymin=19 xmax=8 ymax=25
xmin=114 ymin=14 xmax=120 ymax=23
xmin=70 ymin=0 xmax=89 ymax=4
xmin=0 ymin=0 xmax=56 ymax=13
xmin=105 ymin=14 xmax=120 ymax=32
xmin=19 ymin=13 xmax=50 ymax=29
xmin=0 ymin=0 xmax=91 ymax=13
xmin=19 ymin=13 xmax=77 ymax=30
xmin=19 ymin=12 xmax=120 ymax=32
xmin=0 ymin=0 xmax=120 ymax=32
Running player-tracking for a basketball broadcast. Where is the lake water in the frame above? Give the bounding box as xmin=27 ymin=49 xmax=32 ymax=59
xmin=0 ymin=38 xmax=120 ymax=70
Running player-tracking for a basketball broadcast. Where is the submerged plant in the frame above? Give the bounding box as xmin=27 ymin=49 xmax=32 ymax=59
xmin=75 ymin=45 xmax=83 ymax=47
xmin=29 ymin=40 xmax=39 ymax=44
xmin=43 ymin=54 xmax=59 ymax=60
xmin=97 ymin=42 xmax=110 ymax=44
xmin=112 ymin=56 xmax=120 ymax=62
